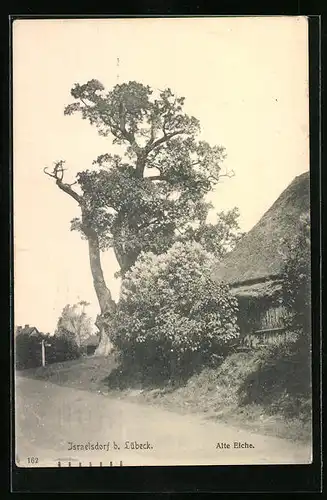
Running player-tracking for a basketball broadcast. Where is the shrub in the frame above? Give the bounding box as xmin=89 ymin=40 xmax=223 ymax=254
xmin=15 ymin=330 xmax=80 ymax=370
xmin=238 ymin=329 xmax=312 ymax=419
xmin=281 ymin=212 xmax=311 ymax=332
xmin=236 ymin=214 xmax=312 ymax=419
xmin=46 ymin=334 xmax=81 ymax=364
xmin=15 ymin=332 xmax=44 ymax=370
xmin=111 ymin=241 xmax=239 ymax=381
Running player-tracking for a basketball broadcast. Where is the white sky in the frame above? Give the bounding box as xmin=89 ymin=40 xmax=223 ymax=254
xmin=13 ymin=17 xmax=309 ymax=333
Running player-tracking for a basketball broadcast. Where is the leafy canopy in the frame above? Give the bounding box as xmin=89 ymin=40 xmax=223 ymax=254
xmin=64 ymin=80 xmax=239 ymax=272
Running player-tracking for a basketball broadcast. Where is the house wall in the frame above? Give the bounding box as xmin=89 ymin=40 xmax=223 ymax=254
xmin=260 ymin=305 xmax=289 ymax=329
xmin=242 ymin=329 xmax=297 ymax=349
xmin=235 ymin=294 xmax=292 ymax=348
xmin=236 ymin=295 xmax=288 ymax=332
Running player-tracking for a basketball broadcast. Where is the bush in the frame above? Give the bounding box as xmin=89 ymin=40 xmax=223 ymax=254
xmin=111 ymin=241 xmax=239 ymax=382
xmin=238 ymin=329 xmax=312 ymax=419
xmin=46 ymin=335 xmax=81 ymax=364
xmin=15 ymin=332 xmax=44 ymax=370
xmin=234 ymin=215 xmax=311 ymax=420
xmin=281 ymin=212 xmax=311 ymax=331
xmin=15 ymin=331 xmax=80 ymax=370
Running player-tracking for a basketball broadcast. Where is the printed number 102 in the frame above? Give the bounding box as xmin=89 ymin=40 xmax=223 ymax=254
xmin=27 ymin=457 xmax=39 ymax=464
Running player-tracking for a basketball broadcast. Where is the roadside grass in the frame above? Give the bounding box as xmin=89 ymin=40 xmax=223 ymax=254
xmin=17 ymin=355 xmax=118 ymax=392
xmin=17 ymin=346 xmax=312 ymax=444
xmin=132 ymin=362 xmax=312 ymax=443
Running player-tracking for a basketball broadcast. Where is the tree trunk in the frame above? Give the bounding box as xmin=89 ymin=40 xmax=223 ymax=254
xmin=94 ymin=319 xmax=114 ymax=356
xmin=84 ymin=226 xmax=117 ymax=356
xmin=113 ymin=244 xmax=138 ymax=278
xmin=87 ymin=231 xmax=115 ymax=313
xmin=50 ymin=177 xmax=117 ymax=357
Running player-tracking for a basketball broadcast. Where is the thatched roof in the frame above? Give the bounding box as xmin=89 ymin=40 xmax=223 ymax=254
xmin=213 ymin=171 xmax=310 ymax=287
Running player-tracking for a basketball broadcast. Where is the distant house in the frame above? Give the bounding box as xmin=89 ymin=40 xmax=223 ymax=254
xmin=15 ymin=324 xmax=41 ymax=337
xmin=213 ymin=171 xmax=310 ymax=343
xmin=15 ymin=324 xmax=46 ymax=370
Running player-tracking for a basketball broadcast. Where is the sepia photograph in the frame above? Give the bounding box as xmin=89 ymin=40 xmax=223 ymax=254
xmin=13 ymin=17 xmax=312 ymax=467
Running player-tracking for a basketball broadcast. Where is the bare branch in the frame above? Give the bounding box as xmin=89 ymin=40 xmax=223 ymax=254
xmin=43 ymin=161 xmax=65 ymax=181
xmin=218 ymin=169 xmax=235 ymax=179
xmin=43 ymin=162 xmax=83 ymax=205
xmin=56 ymin=179 xmax=83 ymax=204
xmin=43 ymin=166 xmax=57 ymax=179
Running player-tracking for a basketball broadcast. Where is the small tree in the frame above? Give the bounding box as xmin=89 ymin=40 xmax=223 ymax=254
xmin=55 ymin=301 xmax=93 ymax=351
xmin=112 ymin=241 xmax=240 ymax=381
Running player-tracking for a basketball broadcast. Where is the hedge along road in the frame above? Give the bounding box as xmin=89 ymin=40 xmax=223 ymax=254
xmin=15 ymin=375 xmax=311 ymax=467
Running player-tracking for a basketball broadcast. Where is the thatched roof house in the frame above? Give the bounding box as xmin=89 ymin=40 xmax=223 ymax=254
xmin=213 ymin=171 xmax=310 ymax=334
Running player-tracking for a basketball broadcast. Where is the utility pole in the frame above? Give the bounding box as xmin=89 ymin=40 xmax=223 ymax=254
xmin=41 ymin=339 xmax=52 ymax=367
xmin=41 ymin=339 xmax=46 ymax=367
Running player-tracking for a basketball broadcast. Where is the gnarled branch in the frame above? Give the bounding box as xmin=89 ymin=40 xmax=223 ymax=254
xmin=44 ymin=162 xmax=83 ymax=205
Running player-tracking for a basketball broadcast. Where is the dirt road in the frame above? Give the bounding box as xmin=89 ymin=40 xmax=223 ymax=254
xmin=15 ymin=375 xmax=311 ymax=467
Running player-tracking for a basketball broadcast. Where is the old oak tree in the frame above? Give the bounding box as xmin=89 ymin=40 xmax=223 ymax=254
xmin=44 ymin=80 xmax=239 ymax=355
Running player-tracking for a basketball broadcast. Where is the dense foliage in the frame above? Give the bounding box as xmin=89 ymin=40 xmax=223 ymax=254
xmin=46 ymin=80 xmax=242 ymax=354
xmin=15 ymin=331 xmax=45 ymax=370
xmin=46 ymin=335 xmax=81 ymax=363
xmin=281 ymin=213 xmax=311 ymax=332
xmin=63 ymin=80 xmax=240 ymax=274
xmin=237 ymin=213 xmax=313 ymax=419
xmin=238 ymin=333 xmax=311 ymax=419
xmin=15 ymin=331 xmax=80 ymax=370
xmin=111 ymin=241 xmax=240 ymax=380
xmin=55 ymin=301 xmax=93 ymax=350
